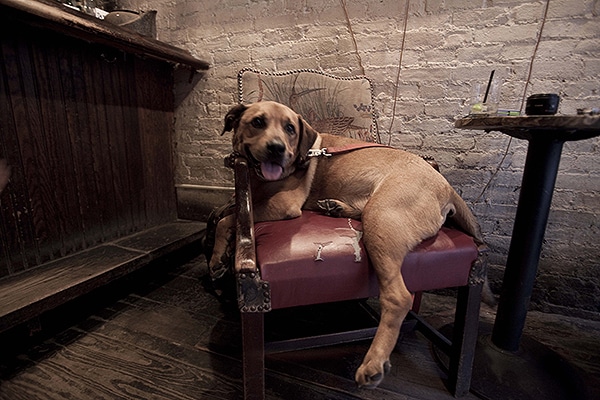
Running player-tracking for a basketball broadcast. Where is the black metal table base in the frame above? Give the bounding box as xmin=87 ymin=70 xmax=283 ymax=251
xmin=450 ymin=116 xmax=600 ymax=400
xmin=433 ymin=323 xmax=591 ymax=400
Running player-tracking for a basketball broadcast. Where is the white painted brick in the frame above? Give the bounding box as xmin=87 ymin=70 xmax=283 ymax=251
xmin=507 ymin=3 xmax=547 ymax=24
xmin=126 ymin=0 xmax=600 ymax=318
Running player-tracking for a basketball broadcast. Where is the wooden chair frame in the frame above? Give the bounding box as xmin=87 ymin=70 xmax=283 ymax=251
xmin=225 ymin=68 xmax=486 ymax=399
xmin=232 ymin=157 xmax=487 ymax=399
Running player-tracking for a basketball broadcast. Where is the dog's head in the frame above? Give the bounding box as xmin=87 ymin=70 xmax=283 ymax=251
xmin=222 ymin=101 xmax=319 ymax=181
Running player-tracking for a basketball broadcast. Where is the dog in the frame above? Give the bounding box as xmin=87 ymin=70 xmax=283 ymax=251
xmin=211 ymin=100 xmax=488 ymax=388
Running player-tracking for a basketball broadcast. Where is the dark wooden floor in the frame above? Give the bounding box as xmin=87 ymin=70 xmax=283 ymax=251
xmin=1 ymin=251 xmax=599 ymax=400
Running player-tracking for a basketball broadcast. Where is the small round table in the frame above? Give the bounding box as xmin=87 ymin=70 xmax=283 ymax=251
xmin=454 ymin=115 xmax=600 ymax=399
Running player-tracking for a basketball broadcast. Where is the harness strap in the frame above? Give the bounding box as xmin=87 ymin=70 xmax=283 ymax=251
xmin=225 ymin=142 xmax=392 ymax=170
xmin=307 ymin=142 xmax=391 ymax=158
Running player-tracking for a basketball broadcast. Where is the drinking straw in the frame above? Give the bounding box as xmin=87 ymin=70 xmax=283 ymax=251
xmin=483 ymin=70 xmax=495 ymax=103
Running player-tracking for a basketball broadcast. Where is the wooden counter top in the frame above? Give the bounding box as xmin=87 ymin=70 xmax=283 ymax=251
xmin=0 ymin=0 xmax=209 ymax=71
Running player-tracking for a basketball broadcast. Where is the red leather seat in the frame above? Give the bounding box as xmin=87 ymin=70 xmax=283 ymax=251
xmin=255 ymin=211 xmax=478 ymax=310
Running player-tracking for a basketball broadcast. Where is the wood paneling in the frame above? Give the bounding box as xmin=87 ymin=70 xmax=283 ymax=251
xmin=0 ymin=19 xmax=178 ymax=278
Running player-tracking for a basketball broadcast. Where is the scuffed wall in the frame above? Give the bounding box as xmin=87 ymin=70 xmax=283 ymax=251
xmin=122 ymin=0 xmax=599 ymax=319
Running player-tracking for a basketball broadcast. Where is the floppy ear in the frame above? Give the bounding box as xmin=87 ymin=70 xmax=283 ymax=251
xmin=221 ymin=104 xmax=248 ymax=135
xmin=295 ymin=116 xmax=319 ymax=167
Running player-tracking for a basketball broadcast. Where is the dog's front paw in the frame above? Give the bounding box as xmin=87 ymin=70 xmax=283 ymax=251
xmin=317 ymin=199 xmax=345 ymax=217
xmin=355 ymin=359 xmax=391 ymax=389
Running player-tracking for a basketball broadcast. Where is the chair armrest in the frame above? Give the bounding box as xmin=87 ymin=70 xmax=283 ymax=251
xmin=233 ymin=157 xmax=272 ymax=312
xmin=234 ymin=157 xmax=257 ymax=274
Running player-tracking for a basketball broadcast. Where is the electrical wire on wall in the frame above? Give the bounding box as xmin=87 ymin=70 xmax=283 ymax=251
xmin=387 ymin=0 xmax=411 ymax=146
xmin=340 ymin=0 xmax=410 ymax=146
xmin=473 ymin=0 xmax=551 ymax=204
xmin=340 ymin=0 xmax=365 ymax=76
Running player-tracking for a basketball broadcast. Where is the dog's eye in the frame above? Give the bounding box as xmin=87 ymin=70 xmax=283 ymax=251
xmin=285 ymin=123 xmax=296 ymax=135
xmin=251 ymin=117 xmax=265 ymax=129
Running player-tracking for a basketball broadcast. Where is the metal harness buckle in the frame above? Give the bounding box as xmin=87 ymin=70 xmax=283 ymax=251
xmin=307 ymin=148 xmax=332 ymax=157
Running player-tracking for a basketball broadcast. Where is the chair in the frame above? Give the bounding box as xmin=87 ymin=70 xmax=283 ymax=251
xmin=219 ymin=68 xmax=487 ymax=399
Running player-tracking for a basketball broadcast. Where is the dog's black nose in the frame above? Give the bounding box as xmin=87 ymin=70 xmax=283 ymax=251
xmin=267 ymin=141 xmax=286 ymax=157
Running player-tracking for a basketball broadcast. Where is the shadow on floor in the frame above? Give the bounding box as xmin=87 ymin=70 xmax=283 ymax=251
xmin=0 ymin=254 xmax=598 ymax=399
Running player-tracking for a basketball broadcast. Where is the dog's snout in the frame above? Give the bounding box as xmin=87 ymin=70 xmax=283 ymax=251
xmin=267 ymin=141 xmax=286 ymax=157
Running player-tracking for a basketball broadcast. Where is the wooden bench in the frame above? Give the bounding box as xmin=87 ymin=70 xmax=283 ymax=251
xmin=0 ymin=0 xmax=209 ymax=332
xmin=0 ymin=221 xmax=205 ymax=332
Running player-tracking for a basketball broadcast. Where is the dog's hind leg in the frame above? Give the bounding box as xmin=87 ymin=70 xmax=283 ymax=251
xmin=355 ymin=199 xmax=444 ymax=388
xmin=355 ymin=233 xmax=413 ymax=388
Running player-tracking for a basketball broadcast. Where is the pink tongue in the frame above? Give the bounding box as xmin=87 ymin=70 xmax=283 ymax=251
xmin=261 ymin=162 xmax=283 ymax=181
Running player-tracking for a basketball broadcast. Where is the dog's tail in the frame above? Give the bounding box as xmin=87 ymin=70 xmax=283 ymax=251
xmin=448 ymin=190 xmax=497 ymax=307
xmin=448 ymin=190 xmax=483 ymax=245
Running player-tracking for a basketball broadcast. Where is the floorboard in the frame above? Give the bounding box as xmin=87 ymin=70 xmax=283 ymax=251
xmin=1 ymin=253 xmax=598 ymax=400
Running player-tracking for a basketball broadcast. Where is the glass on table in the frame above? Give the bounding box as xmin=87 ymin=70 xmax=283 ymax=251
xmin=469 ymin=78 xmax=502 ymax=116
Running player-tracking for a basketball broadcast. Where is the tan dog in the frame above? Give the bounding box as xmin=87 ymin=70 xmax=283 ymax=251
xmin=212 ymin=101 xmax=485 ymax=388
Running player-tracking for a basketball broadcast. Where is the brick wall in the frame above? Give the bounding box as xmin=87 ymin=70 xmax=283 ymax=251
xmin=123 ymin=0 xmax=599 ymax=319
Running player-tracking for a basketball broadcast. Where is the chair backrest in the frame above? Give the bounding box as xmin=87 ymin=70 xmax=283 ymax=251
xmin=238 ymin=68 xmax=379 ymax=143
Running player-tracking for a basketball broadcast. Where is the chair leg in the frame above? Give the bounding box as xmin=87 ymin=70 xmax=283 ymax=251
xmin=411 ymin=291 xmax=423 ymax=313
xmin=242 ymin=312 xmax=265 ymax=400
xmin=448 ymin=283 xmax=483 ymax=397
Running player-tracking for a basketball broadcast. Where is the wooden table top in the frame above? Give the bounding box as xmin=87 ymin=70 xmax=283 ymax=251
xmin=455 ymin=115 xmax=600 ymax=141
